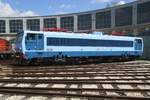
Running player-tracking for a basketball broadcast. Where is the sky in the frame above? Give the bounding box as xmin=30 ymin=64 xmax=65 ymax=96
xmin=0 ymin=0 xmax=136 ymax=17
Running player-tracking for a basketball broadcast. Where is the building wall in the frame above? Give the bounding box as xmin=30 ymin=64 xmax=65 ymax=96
xmin=0 ymin=0 xmax=149 ymax=39
xmin=141 ymin=36 xmax=150 ymax=60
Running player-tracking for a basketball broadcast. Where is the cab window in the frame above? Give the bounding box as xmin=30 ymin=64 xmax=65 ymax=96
xmin=26 ymin=34 xmax=36 ymax=41
xmin=38 ymin=35 xmax=42 ymax=39
xmin=136 ymin=39 xmax=142 ymax=44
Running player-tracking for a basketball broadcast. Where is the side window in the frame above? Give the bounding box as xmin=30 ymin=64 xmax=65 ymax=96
xmin=26 ymin=34 xmax=36 ymax=41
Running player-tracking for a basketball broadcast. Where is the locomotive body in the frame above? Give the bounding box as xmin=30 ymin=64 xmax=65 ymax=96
xmin=15 ymin=30 xmax=143 ymax=64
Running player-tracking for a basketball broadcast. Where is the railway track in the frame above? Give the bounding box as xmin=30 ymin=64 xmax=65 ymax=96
xmin=0 ymin=60 xmax=150 ymax=100
xmin=0 ymin=89 xmax=149 ymax=100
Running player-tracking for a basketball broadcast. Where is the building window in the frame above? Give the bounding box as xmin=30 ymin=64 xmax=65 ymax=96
xmin=0 ymin=20 xmax=5 ymax=33
xmin=44 ymin=18 xmax=57 ymax=28
xmin=96 ymin=11 xmax=111 ymax=29
xmin=78 ymin=14 xmax=92 ymax=30
xmin=27 ymin=19 xmax=40 ymax=31
xmin=61 ymin=16 xmax=74 ymax=31
xmin=9 ymin=20 xmax=23 ymax=33
xmin=137 ymin=1 xmax=150 ymax=24
xmin=115 ymin=6 xmax=133 ymax=26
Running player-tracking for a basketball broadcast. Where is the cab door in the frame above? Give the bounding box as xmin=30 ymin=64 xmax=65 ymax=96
xmin=25 ymin=33 xmax=44 ymax=50
xmin=36 ymin=34 xmax=44 ymax=50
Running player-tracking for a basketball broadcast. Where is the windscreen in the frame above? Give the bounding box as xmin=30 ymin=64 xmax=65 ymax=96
xmin=135 ymin=39 xmax=143 ymax=50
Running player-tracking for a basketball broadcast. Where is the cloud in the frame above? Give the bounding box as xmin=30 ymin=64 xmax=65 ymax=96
xmin=19 ymin=11 xmax=38 ymax=16
xmin=55 ymin=4 xmax=71 ymax=15
xmin=0 ymin=1 xmax=38 ymax=17
xmin=55 ymin=11 xmax=68 ymax=15
xmin=108 ymin=0 xmax=126 ymax=6
xmin=91 ymin=0 xmax=126 ymax=5
xmin=59 ymin=4 xmax=71 ymax=9
xmin=90 ymin=0 xmax=111 ymax=4
xmin=117 ymin=1 xmax=125 ymax=5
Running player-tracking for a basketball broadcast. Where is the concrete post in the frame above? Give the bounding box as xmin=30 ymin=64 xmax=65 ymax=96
xmin=74 ymin=15 xmax=78 ymax=32
xmin=5 ymin=19 xmax=10 ymax=34
xmin=92 ymin=13 xmax=96 ymax=31
xmin=111 ymin=8 xmax=115 ymax=28
xmin=133 ymin=2 xmax=137 ymax=26
xmin=57 ymin=16 xmax=61 ymax=28
xmin=40 ymin=18 xmax=44 ymax=31
xmin=23 ymin=18 xmax=27 ymax=30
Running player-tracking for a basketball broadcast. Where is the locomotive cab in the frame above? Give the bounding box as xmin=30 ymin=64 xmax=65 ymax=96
xmin=25 ymin=33 xmax=44 ymax=50
xmin=134 ymin=38 xmax=143 ymax=57
xmin=135 ymin=39 xmax=143 ymax=51
xmin=15 ymin=31 xmax=26 ymax=64
xmin=15 ymin=31 xmax=45 ymax=64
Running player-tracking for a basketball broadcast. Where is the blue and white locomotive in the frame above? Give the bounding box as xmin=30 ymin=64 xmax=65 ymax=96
xmin=15 ymin=30 xmax=143 ymax=64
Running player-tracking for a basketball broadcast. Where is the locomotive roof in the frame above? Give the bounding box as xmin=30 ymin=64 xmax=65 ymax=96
xmin=24 ymin=30 xmax=142 ymax=41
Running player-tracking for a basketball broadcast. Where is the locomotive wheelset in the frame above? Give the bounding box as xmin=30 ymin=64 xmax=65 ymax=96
xmin=14 ymin=30 xmax=143 ymax=65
